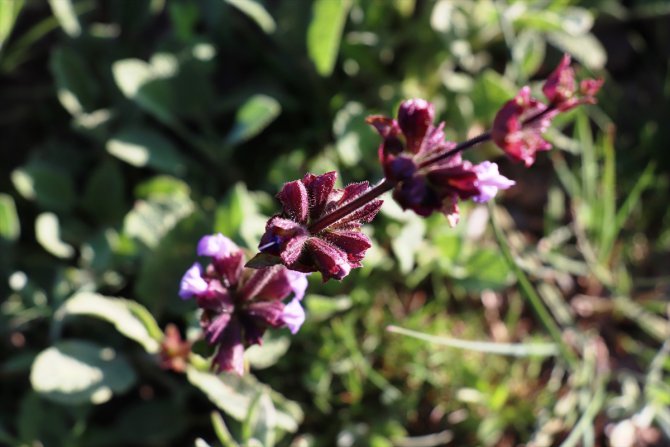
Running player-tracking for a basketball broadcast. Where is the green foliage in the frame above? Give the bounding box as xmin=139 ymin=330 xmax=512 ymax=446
xmin=1 ymin=0 xmax=668 ymax=446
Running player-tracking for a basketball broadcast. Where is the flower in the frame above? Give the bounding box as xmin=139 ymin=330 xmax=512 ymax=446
xmin=493 ymin=54 xmax=603 ymax=166
xmin=492 ymin=86 xmax=555 ymax=167
xmin=368 ymin=99 xmax=514 ymax=223
xmin=179 ymin=233 xmax=308 ymax=374
xmin=159 ymin=324 xmax=191 ymax=373
xmin=256 ymin=171 xmax=382 ymax=281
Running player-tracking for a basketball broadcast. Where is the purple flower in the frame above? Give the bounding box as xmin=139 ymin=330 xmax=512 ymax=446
xmin=367 ymin=99 xmax=488 ymax=224
xmin=180 ymin=233 xmax=309 ymax=374
xmin=256 ymin=171 xmax=382 ymax=281
xmin=471 ymin=161 xmax=515 ymax=203
xmin=281 ymin=298 xmax=306 ymax=334
xmin=179 ymin=263 xmax=208 ymax=299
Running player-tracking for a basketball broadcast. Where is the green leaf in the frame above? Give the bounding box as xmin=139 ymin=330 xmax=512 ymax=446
xmin=47 ymin=0 xmax=80 ymax=37
xmin=0 ymin=0 xmax=24 ymax=49
xmin=458 ymin=248 xmax=512 ymax=291
xmin=306 ymin=0 xmax=350 ymax=76
xmin=305 ymin=294 xmax=352 ymax=322
xmin=224 ymin=0 xmax=276 ymax=34
xmin=35 ymin=212 xmax=74 ymax=259
xmin=245 ymin=333 xmax=291 ymax=370
xmin=31 ymin=340 xmax=136 ymax=405
xmin=245 ymin=393 xmax=276 ymax=447
xmin=134 ymin=211 xmax=209 ymax=315
xmin=0 ymin=193 xmax=20 ymax=241
xmin=54 ymin=292 xmax=162 ymax=353
xmin=107 ymin=127 xmax=186 ymax=175
xmin=471 ymin=69 xmax=517 ymax=121
xmin=546 ymin=32 xmax=606 ymax=70
xmin=11 ymin=164 xmax=76 ymax=212
xmin=123 ymin=178 xmax=193 ymax=249
xmin=81 ymin=160 xmax=126 ymax=224
xmin=112 ymin=57 xmax=178 ymax=124
xmin=215 ymin=182 xmax=268 ymax=248
xmin=391 ymin=218 xmax=425 ymax=274
xmin=512 ymin=30 xmax=545 ymax=79
xmin=50 ymin=46 xmax=99 ymax=115
xmin=225 ymin=95 xmax=281 ymax=147
xmin=186 ymin=365 xmax=302 ymax=432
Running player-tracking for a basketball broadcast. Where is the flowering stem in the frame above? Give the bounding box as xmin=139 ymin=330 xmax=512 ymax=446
xmin=308 ymin=178 xmax=393 ymax=234
xmin=418 ymin=131 xmax=491 ymax=168
xmin=418 ymin=103 xmax=558 ymax=169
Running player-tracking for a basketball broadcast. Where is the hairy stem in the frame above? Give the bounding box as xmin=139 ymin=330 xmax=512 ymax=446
xmin=308 ymin=178 xmax=393 ymax=234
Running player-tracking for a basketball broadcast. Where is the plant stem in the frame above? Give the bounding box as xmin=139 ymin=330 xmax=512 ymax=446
xmin=308 ymin=178 xmax=394 ymax=234
xmin=488 ymin=202 xmax=579 ymax=369
xmin=418 ymin=131 xmax=491 ymax=168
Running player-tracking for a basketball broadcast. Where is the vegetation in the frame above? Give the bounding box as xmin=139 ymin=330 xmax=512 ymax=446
xmin=1 ymin=1 xmax=669 ymax=446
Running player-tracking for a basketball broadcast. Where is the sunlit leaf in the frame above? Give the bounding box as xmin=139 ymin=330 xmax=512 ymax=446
xmin=54 ymin=292 xmax=162 ymax=353
xmin=35 ymin=212 xmax=74 ymax=259
xmin=225 ymin=95 xmax=281 ymax=147
xmin=0 ymin=193 xmax=20 ymax=241
xmin=47 ymin=0 xmax=80 ymax=37
xmin=11 ymin=164 xmax=76 ymax=212
xmin=306 ymin=0 xmax=351 ymax=76
xmin=31 ymin=340 xmax=136 ymax=405
xmin=107 ymin=127 xmax=186 ymax=175
xmin=50 ymin=46 xmax=98 ymax=115
xmin=224 ymin=0 xmax=276 ymax=34
xmin=0 ymin=0 xmax=24 ymax=49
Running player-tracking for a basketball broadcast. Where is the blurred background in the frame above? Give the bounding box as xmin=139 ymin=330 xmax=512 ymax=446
xmin=1 ymin=0 xmax=669 ymax=446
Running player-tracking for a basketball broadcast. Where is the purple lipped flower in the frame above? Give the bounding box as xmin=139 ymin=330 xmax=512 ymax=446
xmin=471 ymin=161 xmax=515 ymax=203
xmin=179 ymin=263 xmax=208 ymax=299
xmin=255 ymin=171 xmax=382 ymax=281
xmin=367 ymin=99 xmax=489 ymax=224
xmin=179 ymin=233 xmax=309 ymax=374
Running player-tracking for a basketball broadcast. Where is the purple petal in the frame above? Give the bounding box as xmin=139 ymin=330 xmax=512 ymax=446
xmin=397 ymin=98 xmax=435 ymax=153
xmin=197 ymin=233 xmax=238 ymax=258
xmin=303 ymin=171 xmax=337 ymax=219
xmin=305 ymin=237 xmax=351 ymax=281
xmin=211 ymin=319 xmax=245 ymax=375
xmin=285 ymin=269 xmax=308 ymax=301
xmin=281 ymin=298 xmax=305 ymax=334
xmin=277 ymin=180 xmax=309 ymax=224
xmin=179 ymin=263 xmax=208 ymax=299
xmin=472 ymin=161 xmax=515 ymax=203
xmin=322 ymin=230 xmax=371 ymax=263
xmin=245 ymin=301 xmax=286 ymax=327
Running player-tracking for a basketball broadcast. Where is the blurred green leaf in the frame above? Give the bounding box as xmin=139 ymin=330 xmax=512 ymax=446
xmin=512 ymin=30 xmax=545 ymax=79
xmin=224 ymin=0 xmax=276 ymax=34
xmin=12 ymin=164 xmax=76 ymax=212
xmin=391 ymin=218 xmax=425 ymax=274
xmin=35 ymin=212 xmax=74 ymax=259
xmin=211 ymin=411 xmax=240 ymax=447
xmin=215 ymin=182 xmax=268 ymax=249
xmin=0 ymin=193 xmax=20 ymax=241
xmin=307 ymin=0 xmax=351 ymax=76
xmin=134 ymin=211 xmax=209 ymax=315
xmin=107 ymin=127 xmax=186 ymax=175
xmin=225 ymin=94 xmax=281 ymax=147
xmin=0 ymin=0 xmax=24 ymax=49
xmin=471 ymin=69 xmax=517 ymax=121
xmin=305 ymin=294 xmax=353 ymax=322
xmin=54 ymin=292 xmax=162 ymax=353
xmin=112 ymin=57 xmax=178 ymax=125
xmin=458 ymin=248 xmax=513 ymax=291
xmin=123 ymin=177 xmax=193 ymax=248
xmin=47 ymin=0 xmax=80 ymax=37
xmin=31 ymin=340 xmax=136 ymax=405
xmin=244 ymin=393 xmax=276 ymax=447
xmin=547 ymin=32 xmax=607 ymax=70
xmin=245 ymin=333 xmax=290 ymax=370
xmin=50 ymin=46 xmax=98 ymax=115
xmin=186 ymin=365 xmax=302 ymax=433
xmin=81 ymin=160 xmax=126 ymax=224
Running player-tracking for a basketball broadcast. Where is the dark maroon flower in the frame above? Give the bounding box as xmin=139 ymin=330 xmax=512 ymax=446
xmin=493 ymin=55 xmax=602 ymax=167
xmin=491 ymin=86 xmax=555 ymax=167
xmin=368 ymin=99 xmax=513 ymax=224
xmin=179 ymin=234 xmax=308 ymax=375
xmin=256 ymin=171 xmax=382 ymax=281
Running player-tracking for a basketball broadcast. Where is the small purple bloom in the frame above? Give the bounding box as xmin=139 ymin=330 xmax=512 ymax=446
xmin=472 ymin=162 xmax=515 ymax=203
xmin=179 ymin=235 xmax=311 ymax=375
xmin=197 ymin=233 xmax=238 ymax=258
xmin=179 ymin=263 xmax=208 ymax=299
xmin=281 ymin=298 xmax=306 ymax=334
